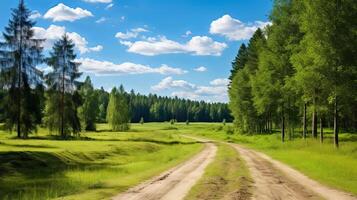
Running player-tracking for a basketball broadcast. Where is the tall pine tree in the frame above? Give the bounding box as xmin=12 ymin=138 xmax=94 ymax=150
xmin=0 ymin=0 xmax=44 ymax=138
xmin=44 ymin=35 xmax=82 ymax=138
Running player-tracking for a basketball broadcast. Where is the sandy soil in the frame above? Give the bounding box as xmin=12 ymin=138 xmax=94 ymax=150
xmin=112 ymin=142 xmax=217 ymax=200
xmin=231 ymin=144 xmax=357 ymax=200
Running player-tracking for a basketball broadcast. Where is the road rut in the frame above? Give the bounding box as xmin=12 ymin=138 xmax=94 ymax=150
xmin=112 ymin=142 xmax=217 ymax=200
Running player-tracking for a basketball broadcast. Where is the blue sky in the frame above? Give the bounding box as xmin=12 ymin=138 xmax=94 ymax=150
xmin=0 ymin=0 xmax=272 ymax=102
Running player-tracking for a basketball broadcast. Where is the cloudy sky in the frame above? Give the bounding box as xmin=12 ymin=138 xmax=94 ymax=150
xmin=0 ymin=0 xmax=272 ymax=102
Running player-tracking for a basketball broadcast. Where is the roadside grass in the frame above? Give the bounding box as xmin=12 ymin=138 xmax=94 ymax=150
xmin=185 ymin=143 xmax=252 ymax=200
xmin=174 ymin=122 xmax=357 ymax=195
xmin=0 ymin=123 xmax=203 ymax=200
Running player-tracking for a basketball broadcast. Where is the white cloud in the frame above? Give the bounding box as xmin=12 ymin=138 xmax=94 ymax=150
xmin=151 ymin=77 xmax=195 ymax=91
xmin=151 ymin=77 xmax=229 ymax=102
xmin=210 ymin=78 xmax=229 ymax=86
xmin=84 ymin=0 xmax=112 ymax=3
xmin=89 ymin=45 xmax=103 ymax=52
xmin=33 ymin=25 xmax=102 ymax=54
xmin=194 ymin=66 xmax=207 ymax=72
xmin=120 ymin=35 xmax=227 ymax=56
xmin=115 ymin=28 xmax=148 ymax=39
xmin=44 ymin=3 xmax=93 ymax=22
xmin=29 ymin=10 xmax=42 ymax=20
xmin=210 ymin=14 xmax=271 ymax=41
xmin=106 ymin=3 xmax=114 ymax=9
xmin=76 ymin=58 xmax=187 ymax=75
xmin=171 ymin=91 xmax=199 ymax=100
xmin=96 ymin=17 xmax=106 ymax=23
xmin=120 ymin=16 xmax=125 ymax=21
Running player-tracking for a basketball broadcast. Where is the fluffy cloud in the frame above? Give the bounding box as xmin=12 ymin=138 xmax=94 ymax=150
xmin=76 ymin=58 xmax=187 ymax=75
xmin=115 ymin=28 xmax=148 ymax=39
xmin=151 ymin=77 xmax=228 ymax=102
xmin=151 ymin=77 xmax=195 ymax=91
xmin=29 ymin=10 xmax=42 ymax=20
xmin=210 ymin=78 xmax=229 ymax=86
xmin=194 ymin=66 xmax=207 ymax=72
xmin=33 ymin=25 xmax=102 ymax=54
xmin=210 ymin=14 xmax=271 ymax=41
xmin=120 ymin=36 xmax=227 ymax=56
xmin=84 ymin=0 xmax=112 ymax=3
xmin=44 ymin=3 xmax=93 ymax=22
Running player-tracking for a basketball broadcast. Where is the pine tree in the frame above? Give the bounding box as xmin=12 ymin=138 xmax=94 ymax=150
xmin=229 ymin=43 xmax=248 ymax=84
xmin=0 ymin=0 xmax=44 ymax=138
xmin=45 ymin=35 xmax=82 ymax=138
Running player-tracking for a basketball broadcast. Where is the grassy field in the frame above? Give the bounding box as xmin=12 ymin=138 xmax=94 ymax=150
xmin=175 ymin=123 xmax=357 ymax=195
xmin=1 ymin=122 xmax=356 ymax=199
xmin=185 ymin=143 xmax=252 ymax=200
xmin=0 ymin=124 xmax=203 ymax=200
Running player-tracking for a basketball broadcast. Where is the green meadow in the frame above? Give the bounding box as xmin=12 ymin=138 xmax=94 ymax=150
xmin=0 ymin=123 xmax=202 ymax=200
xmin=1 ymin=122 xmax=356 ymax=199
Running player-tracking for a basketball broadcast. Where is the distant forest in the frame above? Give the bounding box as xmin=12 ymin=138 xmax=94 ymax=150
xmin=86 ymin=79 xmax=232 ymax=124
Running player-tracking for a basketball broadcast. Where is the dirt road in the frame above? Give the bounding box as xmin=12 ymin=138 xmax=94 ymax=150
xmin=112 ymin=142 xmax=217 ymax=200
xmin=232 ymin=144 xmax=357 ymax=200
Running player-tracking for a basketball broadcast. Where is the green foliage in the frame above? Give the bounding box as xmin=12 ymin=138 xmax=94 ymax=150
xmin=228 ymin=0 xmax=357 ymax=140
xmin=229 ymin=29 xmax=266 ymax=133
xmin=0 ymin=0 xmax=44 ymax=138
xmin=78 ymin=76 xmax=98 ymax=131
xmin=106 ymin=85 xmax=131 ymax=131
xmin=44 ymin=35 xmax=82 ymax=138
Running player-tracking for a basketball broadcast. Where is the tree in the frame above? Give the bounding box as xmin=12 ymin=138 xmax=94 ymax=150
xmin=292 ymin=0 xmax=357 ymax=146
xmin=45 ymin=35 xmax=82 ymax=138
xmin=78 ymin=76 xmax=98 ymax=131
xmin=252 ymin=0 xmax=302 ymax=141
xmin=229 ymin=44 xmax=248 ymax=85
xmin=96 ymin=87 xmax=109 ymax=123
xmin=229 ymin=29 xmax=266 ymax=133
xmin=0 ymin=0 xmax=44 ymax=138
xmin=106 ymin=85 xmax=130 ymax=131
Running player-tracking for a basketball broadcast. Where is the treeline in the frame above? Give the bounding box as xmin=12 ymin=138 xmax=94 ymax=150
xmin=229 ymin=0 xmax=356 ymax=147
xmin=0 ymin=1 xmax=231 ymax=138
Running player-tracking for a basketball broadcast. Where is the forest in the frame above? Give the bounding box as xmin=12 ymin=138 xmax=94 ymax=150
xmin=228 ymin=0 xmax=356 ymax=146
xmin=0 ymin=1 xmax=231 ymax=139
xmin=0 ymin=0 xmax=356 ymax=199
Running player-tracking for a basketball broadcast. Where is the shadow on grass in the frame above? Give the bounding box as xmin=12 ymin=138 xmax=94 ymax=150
xmin=0 ymin=143 xmax=57 ymax=149
xmin=10 ymin=135 xmax=200 ymax=145
xmin=0 ymin=150 xmax=114 ymax=199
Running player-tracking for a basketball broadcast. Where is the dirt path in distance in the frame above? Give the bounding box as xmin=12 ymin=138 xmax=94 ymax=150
xmin=112 ymin=142 xmax=217 ymax=200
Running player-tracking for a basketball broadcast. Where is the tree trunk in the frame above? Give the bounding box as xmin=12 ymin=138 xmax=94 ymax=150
xmin=303 ymin=103 xmax=307 ymax=139
xmin=61 ymin=48 xmax=66 ymax=139
xmin=17 ymin=12 xmax=24 ymax=138
xmin=281 ymin=107 xmax=285 ymax=142
xmin=334 ymin=97 xmax=339 ymax=148
xmin=320 ymin=117 xmax=323 ymax=143
xmin=312 ymin=99 xmax=317 ymax=138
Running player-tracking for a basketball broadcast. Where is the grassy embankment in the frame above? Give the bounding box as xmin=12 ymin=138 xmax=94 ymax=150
xmin=185 ymin=143 xmax=252 ymax=200
xmin=175 ymin=122 xmax=357 ymax=195
xmin=0 ymin=123 xmax=202 ymax=200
